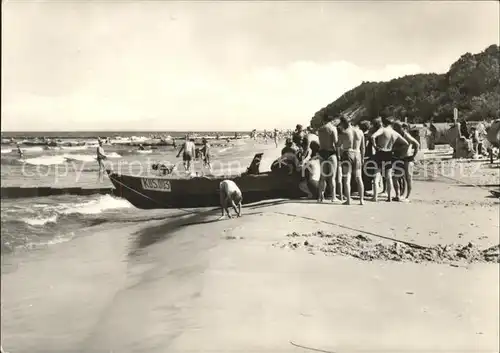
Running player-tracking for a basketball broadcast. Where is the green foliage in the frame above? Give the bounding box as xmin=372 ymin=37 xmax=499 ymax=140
xmin=311 ymin=44 xmax=500 ymax=128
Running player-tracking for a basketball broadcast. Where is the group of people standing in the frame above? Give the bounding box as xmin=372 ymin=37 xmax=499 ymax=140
xmin=278 ymin=114 xmax=420 ymax=205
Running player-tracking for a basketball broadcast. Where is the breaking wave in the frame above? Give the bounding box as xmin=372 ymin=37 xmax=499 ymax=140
xmin=1 ymin=195 xmax=133 ymax=254
xmin=21 ymin=152 xmax=122 ymax=166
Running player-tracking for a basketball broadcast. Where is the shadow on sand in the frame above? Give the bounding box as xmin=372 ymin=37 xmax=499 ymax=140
xmin=129 ymin=208 xmax=220 ymax=254
xmin=127 ymin=199 xmax=295 ymax=255
xmin=127 ymin=197 xmax=354 ymax=256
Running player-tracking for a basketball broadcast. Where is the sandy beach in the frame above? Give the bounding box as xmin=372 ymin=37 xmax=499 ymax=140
xmin=3 ymin=2 xmax=499 ymax=352
xmin=2 ymin=154 xmax=498 ymax=352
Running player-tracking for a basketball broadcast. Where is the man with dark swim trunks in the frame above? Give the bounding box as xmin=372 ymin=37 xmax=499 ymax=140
xmin=370 ymin=117 xmax=409 ymax=202
xmin=96 ymin=139 xmax=107 ymax=172
xmin=317 ymin=114 xmax=341 ymax=202
xmin=338 ymin=116 xmax=365 ymax=205
xmin=176 ymin=135 xmax=196 ymax=172
xmin=200 ymin=137 xmax=212 ymax=171
xmin=392 ymin=121 xmax=420 ymax=201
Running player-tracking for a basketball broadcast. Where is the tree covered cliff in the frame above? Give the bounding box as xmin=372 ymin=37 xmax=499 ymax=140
xmin=310 ymin=44 xmax=500 ymax=128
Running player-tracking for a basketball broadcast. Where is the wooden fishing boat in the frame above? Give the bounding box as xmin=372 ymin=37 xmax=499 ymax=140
xmin=490 ymin=189 xmax=500 ymax=198
xmin=106 ymin=153 xmax=305 ymax=209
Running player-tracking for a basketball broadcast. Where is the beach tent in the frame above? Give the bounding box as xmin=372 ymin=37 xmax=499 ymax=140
xmin=429 ymin=122 xmax=460 ymax=147
xmin=486 ymin=119 xmax=500 ymax=148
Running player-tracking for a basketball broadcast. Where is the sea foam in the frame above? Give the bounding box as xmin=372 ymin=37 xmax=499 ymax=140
xmin=22 ymin=215 xmax=58 ymax=226
xmin=60 ymin=195 xmax=131 ymax=215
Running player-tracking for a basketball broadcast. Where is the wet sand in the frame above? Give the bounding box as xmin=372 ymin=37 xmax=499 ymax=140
xmin=2 ymin=173 xmax=498 ymax=352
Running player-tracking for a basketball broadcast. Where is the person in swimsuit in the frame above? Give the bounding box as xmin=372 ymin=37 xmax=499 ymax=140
xmin=370 ymin=117 xmax=409 ymax=202
xmin=281 ymin=138 xmax=299 ymax=156
xmin=298 ymin=141 xmax=321 ymax=199
xmin=301 ymin=132 xmax=320 ymax=164
xmin=392 ymin=122 xmax=420 ymax=201
xmin=292 ymin=124 xmax=305 ymax=152
xmin=317 ymin=114 xmax=341 ymax=202
xmin=357 ymin=120 xmax=374 ymax=195
xmin=273 ymin=129 xmax=279 ymax=147
xmin=16 ymin=143 xmax=24 ymax=159
xmin=200 ymin=137 xmax=212 ymax=171
xmin=338 ymin=116 xmax=365 ymax=205
xmin=219 ymin=180 xmax=242 ymax=219
xmin=96 ymin=139 xmax=107 ymax=179
xmin=176 ymin=135 xmax=196 ymax=172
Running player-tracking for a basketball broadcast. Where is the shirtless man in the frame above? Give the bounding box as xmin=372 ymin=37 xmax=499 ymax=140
xmin=200 ymin=137 xmax=212 ymax=171
xmin=273 ymin=129 xmax=279 ymax=147
xmin=281 ymin=138 xmax=298 ymax=156
xmin=317 ymin=115 xmax=341 ymax=202
xmin=176 ymin=135 xmax=196 ymax=172
xmin=96 ymin=139 xmax=107 ymax=172
xmin=292 ymin=124 xmax=305 ymax=151
xmin=337 ymin=116 xmax=365 ymax=205
xmin=392 ymin=122 xmax=420 ymax=201
xmin=370 ymin=117 xmax=409 ymax=202
xmin=219 ymin=179 xmax=242 ymax=219
xmin=301 ymin=131 xmax=320 ymax=164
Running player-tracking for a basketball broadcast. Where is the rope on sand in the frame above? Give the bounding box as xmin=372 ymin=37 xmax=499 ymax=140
xmin=290 ymin=341 xmax=336 ymax=353
xmin=273 ymin=211 xmax=429 ymax=250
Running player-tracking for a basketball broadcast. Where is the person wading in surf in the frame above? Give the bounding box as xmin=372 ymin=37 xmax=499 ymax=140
xmin=176 ymin=135 xmax=196 ymax=172
xmin=338 ymin=116 xmax=365 ymax=205
xmin=96 ymin=138 xmax=107 ymax=180
xmin=370 ymin=117 xmax=409 ymax=202
xmin=16 ymin=143 xmax=24 ymax=159
xmin=317 ymin=114 xmax=342 ymax=202
xmin=200 ymin=137 xmax=212 ymax=172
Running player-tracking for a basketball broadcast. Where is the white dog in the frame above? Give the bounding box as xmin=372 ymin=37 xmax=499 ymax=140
xmin=219 ymin=180 xmax=242 ymax=219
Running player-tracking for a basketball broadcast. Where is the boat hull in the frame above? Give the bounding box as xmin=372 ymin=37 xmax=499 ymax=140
xmin=107 ymin=171 xmax=306 ymax=209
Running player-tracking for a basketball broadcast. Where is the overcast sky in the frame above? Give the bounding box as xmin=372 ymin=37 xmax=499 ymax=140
xmin=2 ymin=1 xmax=499 ymax=131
